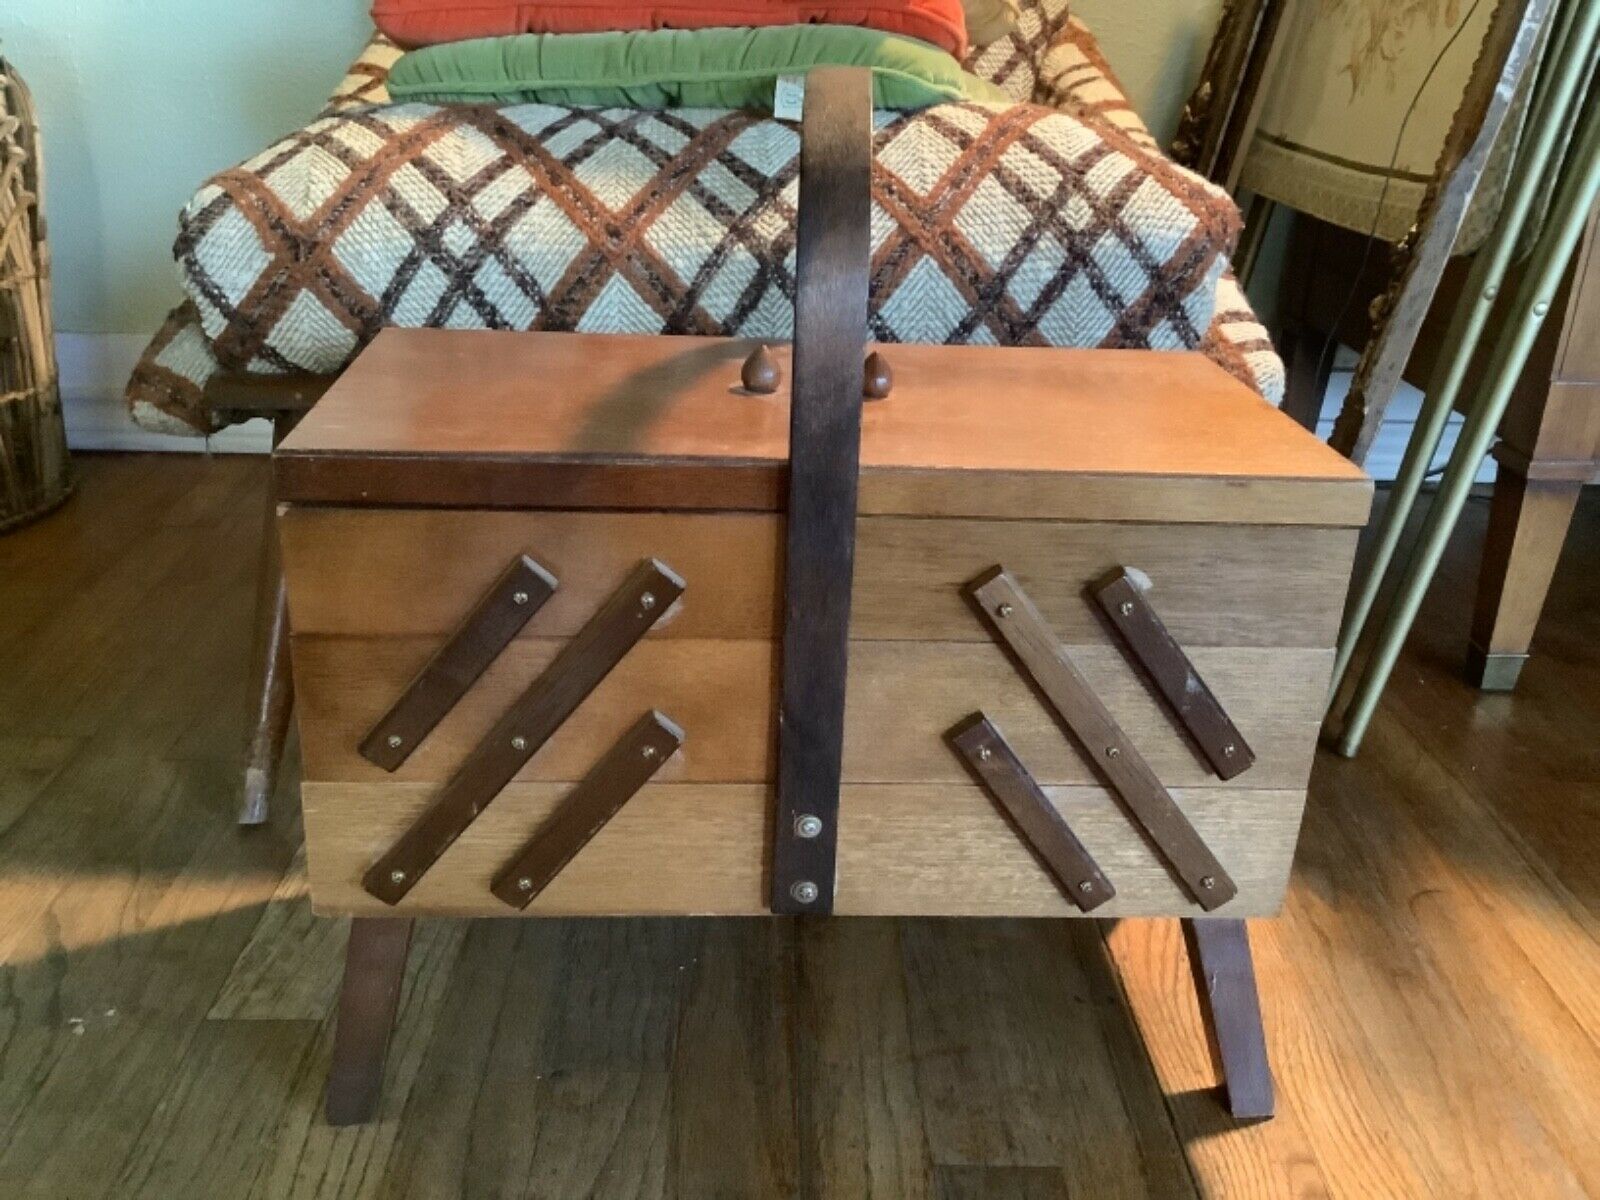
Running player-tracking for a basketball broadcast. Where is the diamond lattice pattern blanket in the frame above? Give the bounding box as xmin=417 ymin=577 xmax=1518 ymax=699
xmin=127 ymin=0 xmax=1282 ymax=434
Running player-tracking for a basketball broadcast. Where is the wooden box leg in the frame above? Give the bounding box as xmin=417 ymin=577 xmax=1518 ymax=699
xmin=1182 ymin=918 xmax=1275 ymax=1121
xmin=326 ymin=917 xmax=413 ymax=1127
xmin=238 ymin=413 xmax=302 ymax=826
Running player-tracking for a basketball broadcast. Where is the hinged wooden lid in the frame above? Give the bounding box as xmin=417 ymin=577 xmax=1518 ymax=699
xmin=277 ymin=330 xmax=1370 ymax=526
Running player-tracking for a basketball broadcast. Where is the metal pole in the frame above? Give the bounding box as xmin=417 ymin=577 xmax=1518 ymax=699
xmin=1331 ymin=91 xmax=1600 ymax=756
xmin=1327 ymin=0 xmax=1598 ymax=704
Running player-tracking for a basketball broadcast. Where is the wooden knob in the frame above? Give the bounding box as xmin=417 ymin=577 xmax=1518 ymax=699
xmin=741 ymin=344 xmax=781 ymax=394
xmin=863 ymin=351 xmax=893 ymax=399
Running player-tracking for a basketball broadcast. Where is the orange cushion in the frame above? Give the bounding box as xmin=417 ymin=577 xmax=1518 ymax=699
xmin=372 ymin=0 xmax=970 ymax=59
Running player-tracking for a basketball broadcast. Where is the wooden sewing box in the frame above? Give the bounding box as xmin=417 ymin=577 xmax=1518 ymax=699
xmin=271 ymin=68 xmax=1371 ymax=1128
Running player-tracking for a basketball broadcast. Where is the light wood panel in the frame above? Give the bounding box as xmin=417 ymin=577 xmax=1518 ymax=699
xmin=280 ymin=508 xmax=1359 ymax=648
xmin=302 ymin=782 xmax=1305 ymax=918
xmin=277 ymin=332 xmax=1370 ymax=525
xmin=291 ymin=637 xmax=1333 ymax=789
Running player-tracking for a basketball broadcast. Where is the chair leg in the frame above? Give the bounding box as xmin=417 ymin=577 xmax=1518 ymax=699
xmin=326 ymin=918 xmax=414 ymax=1126
xmin=1233 ymin=195 xmax=1274 ymax=286
xmin=1279 ymin=320 xmax=1336 ymax=434
xmin=238 ymin=562 xmax=293 ymax=825
xmin=1182 ymin=918 xmax=1274 ymax=1121
xmin=237 ymin=414 xmax=302 ymax=826
xmin=1466 ymin=465 xmax=1583 ymax=691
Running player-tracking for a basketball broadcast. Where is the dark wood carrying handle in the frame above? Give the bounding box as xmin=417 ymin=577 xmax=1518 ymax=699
xmin=770 ymin=66 xmax=874 ymax=914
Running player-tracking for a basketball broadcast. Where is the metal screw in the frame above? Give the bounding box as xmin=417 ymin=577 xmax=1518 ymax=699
xmin=642 ymin=744 xmax=659 ymax=761
xmin=977 ymin=745 xmax=993 ymax=761
xmin=517 ymin=877 xmax=534 ymax=892
xmin=389 ymin=869 xmax=406 ymax=885
xmin=996 ymin=603 xmax=1014 ymax=618
xmin=1119 ymin=601 xmax=1134 ymax=616
xmin=1078 ymin=880 xmax=1094 ymax=893
xmin=1484 ymin=285 xmax=1498 ymax=301
xmin=1223 ymin=743 xmax=1236 ymax=758
xmin=1105 ymin=746 xmax=1121 ymax=759
xmin=794 ymin=814 xmax=824 ymax=839
xmin=791 ymin=880 xmax=820 ymax=904
xmin=1200 ymin=875 xmax=1216 ymax=890
xmin=511 ymin=735 xmax=528 ymax=752
xmin=1533 ymin=301 xmax=1550 ymax=318
xmin=513 ymin=590 xmax=531 ymax=606
xmin=386 ymin=734 xmax=404 ymax=749
xmin=640 ymin=591 xmax=657 ymax=612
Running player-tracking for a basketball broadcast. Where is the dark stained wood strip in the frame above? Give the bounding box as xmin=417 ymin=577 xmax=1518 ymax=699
xmin=490 ymin=711 xmax=683 ymax=909
xmin=361 ymin=559 xmax=684 ymax=906
xmin=1093 ymin=568 xmax=1256 ymax=780
xmin=948 ymin=714 xmax=1114 ymax=912
xmin=272 ymin=435 xmax=1372 ymax=526
xmin=359 ymin=555 xmax=558 ymax=772
xmin=969 ymin=566 xmax=1237 ymax=911
xmin=771 ymin=66 xmax=874 ymax=916
xmin=1183 ymin=917 xmax=1275 ymax=1120
xmin=325 ymin=917 xmax=413 ymax=1126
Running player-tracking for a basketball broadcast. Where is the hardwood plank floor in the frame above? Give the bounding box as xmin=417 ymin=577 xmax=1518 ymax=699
xmin=0 ymin=454 xmax=1595 ymax=1199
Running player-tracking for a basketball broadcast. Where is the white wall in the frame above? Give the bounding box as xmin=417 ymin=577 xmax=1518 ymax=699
xmin=1073 ymin=0 xmax=1227 ymax=145
xmin=5 ymin=0 xmax=372 ymax=335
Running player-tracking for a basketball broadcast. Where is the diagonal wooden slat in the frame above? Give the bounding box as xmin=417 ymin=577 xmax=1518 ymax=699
xmin=1093 ymin=567 xmax=1255 ymax=780
xmin=969 ymin=566 xmax=1237 ymax=911
xmin=362 ymin=558 xmax=683 ymax=905
xmin=361 ymin=554 xmax=557 ymax=772
xmin=948 ymin=714 xmax=1114 ymax=913
xmin=491 ymin=711 xmax=683 ymax=909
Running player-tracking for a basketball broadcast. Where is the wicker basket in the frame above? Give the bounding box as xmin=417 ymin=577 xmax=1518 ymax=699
xmin=1 ymin=56 xmax=71 ymax=534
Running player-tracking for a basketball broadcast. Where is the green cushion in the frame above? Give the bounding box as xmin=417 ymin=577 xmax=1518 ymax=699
xmin=387 ymin=26 xmax=1009 ymax=112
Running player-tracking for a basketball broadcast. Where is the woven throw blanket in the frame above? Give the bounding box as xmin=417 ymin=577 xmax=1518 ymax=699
xmin=127 ymin=272 xmax=1281 ymax=436
xmin=175 ymin=97 xmax=1238 ymax=376
xmin=129 ymin=0 xmax=1277 ymax=434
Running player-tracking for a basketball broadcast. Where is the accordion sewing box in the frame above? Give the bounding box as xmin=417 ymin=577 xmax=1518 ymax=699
xmin=278 ymin=325 xmax=1370 ymax=920
xmin=273 ymin=317 xmax=1369 ymax=1124
xmin=274 ymin=69 xmax=1369 ymax=1122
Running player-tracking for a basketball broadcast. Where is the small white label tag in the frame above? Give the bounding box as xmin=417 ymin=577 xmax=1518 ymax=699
xmin=773 ymin=74 xmax=806 ymax=122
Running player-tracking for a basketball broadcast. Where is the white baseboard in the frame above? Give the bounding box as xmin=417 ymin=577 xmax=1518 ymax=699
xmin=58 ymin=332 xmax=272 ymax=454
xmin=55 ymin=332 xmax=1492 ymax=482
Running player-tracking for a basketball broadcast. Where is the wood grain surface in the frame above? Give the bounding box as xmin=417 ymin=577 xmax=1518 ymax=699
xmin=276 ymin=332 xmax=1370 ymax=525
xmin=290 ymin=637 xmax=1333 ymax=789
xmin=279 ymin=507 xmax=1360 ymax=647
xmin=303 ymin=781 xmax=1304 ymax=918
